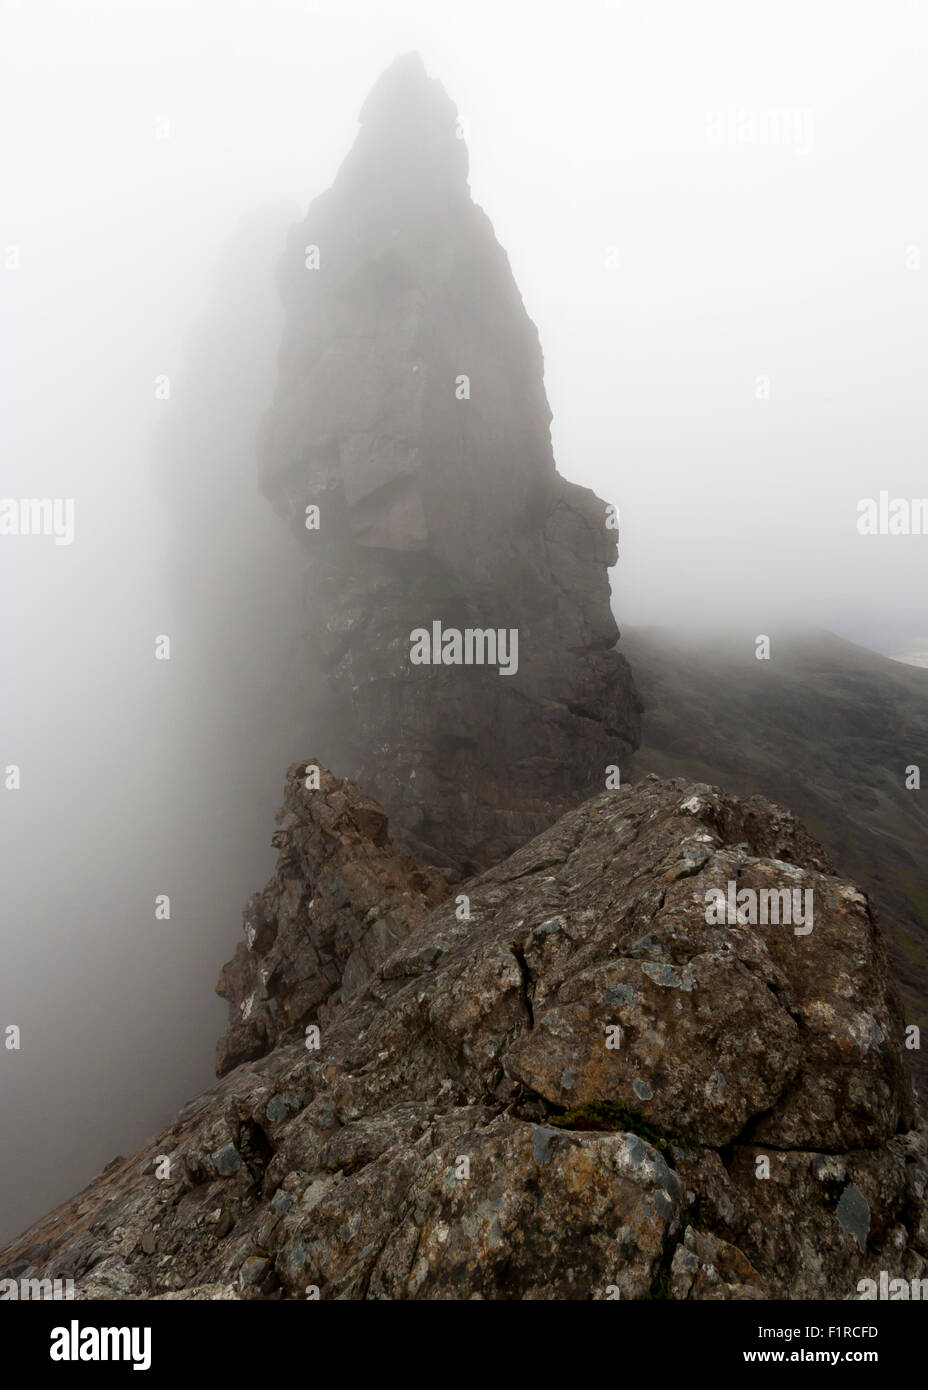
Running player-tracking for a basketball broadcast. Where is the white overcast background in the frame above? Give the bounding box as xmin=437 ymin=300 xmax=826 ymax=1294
xmin=2 ymin=0 xmax=927 ymax=1238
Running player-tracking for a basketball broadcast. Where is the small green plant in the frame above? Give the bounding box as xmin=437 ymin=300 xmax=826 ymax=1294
xmin=548 ymin=1099 xmax=700 ymax=1163
xmin=644 ymin=1264 xmax=673 ymax=1300
xmin=324 ymin=1155 xmax=367 ymax=1176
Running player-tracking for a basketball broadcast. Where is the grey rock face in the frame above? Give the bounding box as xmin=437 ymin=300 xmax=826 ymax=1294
xmin=2 ymin=770 xmax=924 ymax=1299
xmin=215 ymin=760 xmax=448 ymax=1076
xmin=623 ymin=624 xmax=928 ymax=1098
xmin=258 ymin=52 xmax=641 ymax=873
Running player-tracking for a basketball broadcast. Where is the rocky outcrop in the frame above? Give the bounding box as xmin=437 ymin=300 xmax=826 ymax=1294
xmin=258 ymin=52 xmax=640 ymax=873
xmin=2 ymin=769 xmax=924 ymax=1299
xmin=215 ymin=761 xmax=448 ymax=1076
xmin=623 ymin=625 xmax=928 ymax=1097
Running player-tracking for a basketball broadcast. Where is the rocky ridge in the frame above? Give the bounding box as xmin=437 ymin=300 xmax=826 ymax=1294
xmin=215 ymin=761 xmax=448 ymax=1076
xmin=3 ymin=52 xmax=924 ymax=1307
xmin=1 ymin=766 xmax=924 ymax=1299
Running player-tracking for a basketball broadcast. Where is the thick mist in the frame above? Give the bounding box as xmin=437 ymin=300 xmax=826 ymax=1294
xmin=3 ymin=0 xmax=928 ymax=1240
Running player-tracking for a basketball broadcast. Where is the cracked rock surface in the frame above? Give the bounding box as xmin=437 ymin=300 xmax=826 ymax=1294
xmin=1 ymin=769 xmax=924 ymax=1299
xmin=215 ymin=761 xmax=448 ymax=1076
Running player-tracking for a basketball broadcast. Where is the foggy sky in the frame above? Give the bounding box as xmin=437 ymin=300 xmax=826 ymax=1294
xmin=2 ymin=0 xmax=928 ymax=1239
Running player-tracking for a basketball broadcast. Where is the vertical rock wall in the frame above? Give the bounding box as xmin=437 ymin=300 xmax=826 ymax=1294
xmin=258 ymin=53 xmax=641 ymax=872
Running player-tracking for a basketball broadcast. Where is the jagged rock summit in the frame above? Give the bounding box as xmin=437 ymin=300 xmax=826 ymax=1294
xmin=215 ymin=761 xmax=449 ymax=1077
xmin=2 ymin=766 xmax=924 ymax=1299
xmin=258 ymin=53 xmax=641 ymax=873
xmin=5 ymin=58 xmax=923 ymax=1306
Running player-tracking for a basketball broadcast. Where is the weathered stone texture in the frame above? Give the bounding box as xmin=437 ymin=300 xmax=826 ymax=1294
xmin=2 ymin=771 xmax=923 ymax=1300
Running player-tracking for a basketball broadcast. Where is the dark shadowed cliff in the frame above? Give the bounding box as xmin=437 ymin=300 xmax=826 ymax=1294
xmin=256 ymin=52 xmax=641 ymax=874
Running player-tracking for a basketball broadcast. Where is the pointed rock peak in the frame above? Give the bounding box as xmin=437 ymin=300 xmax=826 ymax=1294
xmin=359 ymin=51 xmax=431 ymax=115
xmin=263 ymin=58 xmax=640 ymax=871
xmin=358 ymin=51 xmax=450 ymax=124
xmin=335 ymin=51 xmax=468 ymax=197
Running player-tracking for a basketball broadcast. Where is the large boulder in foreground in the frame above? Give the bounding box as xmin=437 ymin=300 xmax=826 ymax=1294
xmin=1 ymin=771 xmax=924 ymax=1299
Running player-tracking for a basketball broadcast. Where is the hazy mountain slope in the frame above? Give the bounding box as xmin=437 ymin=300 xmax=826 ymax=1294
xmin=624 ymin=626 xmax=928 ymax=1090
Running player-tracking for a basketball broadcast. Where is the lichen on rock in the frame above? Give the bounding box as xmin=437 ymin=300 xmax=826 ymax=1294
xmin=2 ymin=769 xmax=924 ymax=1300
